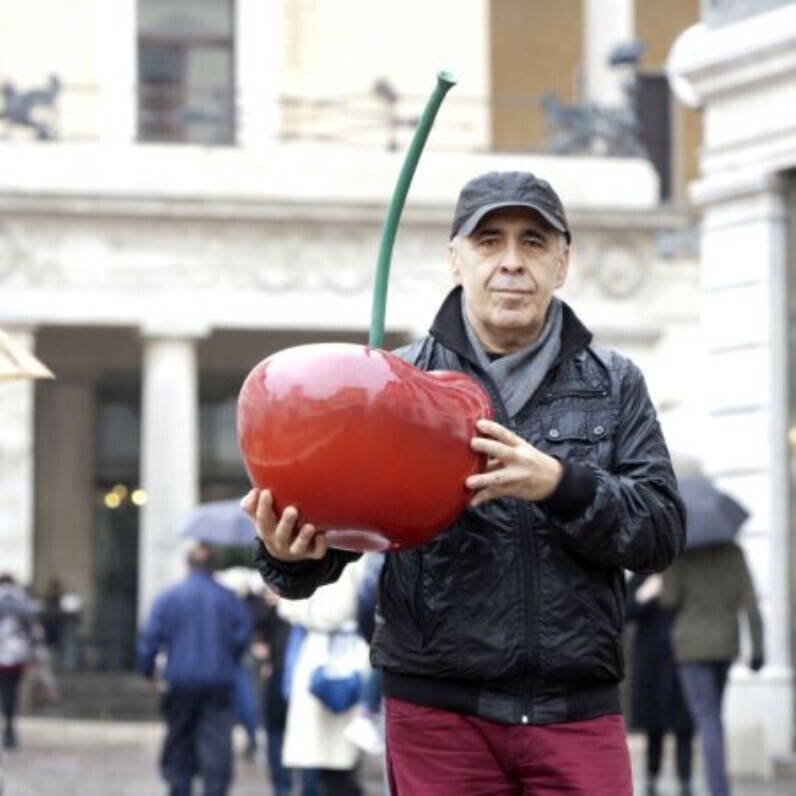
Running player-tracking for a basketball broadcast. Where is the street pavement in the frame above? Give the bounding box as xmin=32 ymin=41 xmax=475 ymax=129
xmin=1 ymin=716 xmax=793 ymax=796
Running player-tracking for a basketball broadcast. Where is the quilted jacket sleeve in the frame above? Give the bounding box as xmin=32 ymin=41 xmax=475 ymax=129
xmin=550 ymin=357 xmax=686 ymax=572
xmin=253 ymin=539 xmax=360 ymax=600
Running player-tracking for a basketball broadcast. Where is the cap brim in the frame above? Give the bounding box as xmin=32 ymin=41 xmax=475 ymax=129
xmin=456 ymin=201 xmax=569 ymax=241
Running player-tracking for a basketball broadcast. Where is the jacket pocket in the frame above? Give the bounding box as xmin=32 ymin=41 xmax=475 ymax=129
xmin=537 ymin=411 xmax=614 ymax=468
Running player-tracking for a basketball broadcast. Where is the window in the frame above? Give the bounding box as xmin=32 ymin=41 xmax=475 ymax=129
xmin=137 ymin=0 xmax=235 ymax=144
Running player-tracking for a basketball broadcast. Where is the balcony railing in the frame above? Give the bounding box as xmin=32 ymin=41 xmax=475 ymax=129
xmin=0 ymin=77 xmax=623 ymax=155
xmin=0 ymin=76 xmax=675 ymax=197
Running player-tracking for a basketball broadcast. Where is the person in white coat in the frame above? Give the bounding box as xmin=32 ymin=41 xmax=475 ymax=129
xmin=277 ymin=560 xmax=368 ymax=796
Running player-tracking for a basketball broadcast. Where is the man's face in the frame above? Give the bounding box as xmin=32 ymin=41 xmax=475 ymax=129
xmin=448 ymin=208 xmax=570 ymax=353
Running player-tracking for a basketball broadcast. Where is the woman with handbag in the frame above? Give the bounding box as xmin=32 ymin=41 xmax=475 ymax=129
xmin=277 ymin=560 xmax=369 ymax=796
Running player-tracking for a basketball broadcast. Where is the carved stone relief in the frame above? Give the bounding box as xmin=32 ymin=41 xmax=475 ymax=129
xmin=3 ymin=206 xmax=663 ymax=338
xmin=568 ymin=231 xmax=650 ymax=301
xmin=0 ymin=220 xmax=59 ymax=285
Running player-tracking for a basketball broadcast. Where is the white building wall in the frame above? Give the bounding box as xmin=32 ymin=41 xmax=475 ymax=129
xmin=670 ymin=3 xmax=796 ymax=775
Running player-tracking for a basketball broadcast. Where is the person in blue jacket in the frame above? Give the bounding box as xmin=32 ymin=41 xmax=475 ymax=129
xmin=138 ymin=542 xmax=253 ymax=796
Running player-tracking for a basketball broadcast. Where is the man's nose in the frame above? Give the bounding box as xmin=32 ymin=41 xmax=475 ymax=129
xmin=497 ymin=242 xmax=524 ymax=270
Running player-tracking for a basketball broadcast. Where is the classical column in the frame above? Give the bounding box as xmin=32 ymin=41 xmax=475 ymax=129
xmin=666 ymin=5 xmax=796 ymax=772
xmin=583 ymin=0 xmax=634 ymax=105
xmin=694 ymin=173 xmax=794 ymax=774
xmin=34 ymin=380 xmax=96 ymax=622
xmin=95 ymin=0 xmax=137 ymax=144
xmin=138 ymin=327 xmax=205 ymax=622
xmin=0 ymin=328 xmax=38 ymax=584
xmin=235 ymin=0 xmax=284 ymax=148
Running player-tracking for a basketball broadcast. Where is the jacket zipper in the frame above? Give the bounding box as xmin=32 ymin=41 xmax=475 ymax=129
xmin=458 ymin=354 xmax=573 ymax=725
xmin=472 ymin=365 xmax=542 ymax=726
xmin=513 ymin=421 xmax=537 ymax=725
xmin=511 ymin=370 xmax=561 ymax=724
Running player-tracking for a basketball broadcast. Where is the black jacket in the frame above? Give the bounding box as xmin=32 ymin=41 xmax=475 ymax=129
xmin=254 ymin=288 xmax=685 ymax=725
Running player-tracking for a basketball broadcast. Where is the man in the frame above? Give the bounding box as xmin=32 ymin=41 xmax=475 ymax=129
xmin=138 ymin=543 xmax=253 ymax=796
xmin=243 ymin=171 xmax=685 ymax=794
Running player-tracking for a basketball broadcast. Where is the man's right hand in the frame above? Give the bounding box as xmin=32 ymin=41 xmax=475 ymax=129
xmin=241 ymin=488 xmax=328 ymax=563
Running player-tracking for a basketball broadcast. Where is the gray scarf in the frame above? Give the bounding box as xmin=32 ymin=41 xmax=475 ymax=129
xmin=463 ymin=295 xmax=563 ymax=417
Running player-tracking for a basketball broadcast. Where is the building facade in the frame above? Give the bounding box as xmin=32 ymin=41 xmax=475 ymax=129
xmin=19 ymin=0 xmax=796 ymax=772
xmin=666 ymin=0 xmax=796 ymax=774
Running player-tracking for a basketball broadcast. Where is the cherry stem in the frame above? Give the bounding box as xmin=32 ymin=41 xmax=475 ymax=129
xmin=369 ymin=70 xmax=457 ymax=348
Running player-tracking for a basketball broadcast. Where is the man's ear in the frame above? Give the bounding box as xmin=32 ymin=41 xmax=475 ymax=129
xmin=448 ymin=240 xmax=462 ymax=285
xmin=555 ymin=245 xmax=571 ymax=289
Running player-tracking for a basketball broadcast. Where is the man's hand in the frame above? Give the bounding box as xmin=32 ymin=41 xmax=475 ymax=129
xmin=241 ymin=488 xmax=328 ymax=562
xmin=466 ymin=419 xmax=563 ymax=507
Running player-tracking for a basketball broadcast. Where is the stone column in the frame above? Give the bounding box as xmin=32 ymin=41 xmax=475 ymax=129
xmin=138 ymin=326 xmax=206 ymax=622
xmin=0 ymin=328 xmax=38 ymax=584
xmin=668 ymin=4 xmax=796 ymax=774
xmin=583 ymin=0 xmax=634 ymax=105
xmin=693 ymin=173 xmax=794 ymax=775
xmin=34 ymin=380 xmax=96 ymax=620
xmin=95 ymin=0 xmax=137 ymax=144
xmin=235 ymin=0 xmax=284 ymax=148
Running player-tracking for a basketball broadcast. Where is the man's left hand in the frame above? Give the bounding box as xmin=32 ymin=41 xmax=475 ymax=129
xmin=466 ymin=418 xmax=563 ymax=507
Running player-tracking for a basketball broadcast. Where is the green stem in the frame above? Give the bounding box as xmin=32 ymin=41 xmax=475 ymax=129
xmin=369 ymin=70 xmax=457 ymax=348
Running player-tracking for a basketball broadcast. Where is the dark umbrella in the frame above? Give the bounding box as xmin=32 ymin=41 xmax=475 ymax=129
xmin=678 ymin=476 xmax=749 ymax=550
xmin=175 ymin=499 xmax=256 ymax=547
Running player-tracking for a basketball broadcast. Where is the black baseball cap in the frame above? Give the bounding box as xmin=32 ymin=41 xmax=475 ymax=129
xmin=450 ymin=171 xmax=571 ymax=243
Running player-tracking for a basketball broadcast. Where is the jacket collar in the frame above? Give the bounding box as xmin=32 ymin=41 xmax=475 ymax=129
xmin=429 ymin=286 xmax=593 ymax=366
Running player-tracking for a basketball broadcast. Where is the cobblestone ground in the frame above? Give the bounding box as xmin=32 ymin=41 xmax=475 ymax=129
xmin=0 ymin=717 xmax=384 ymax=796
xmin=0 ymin=717 xmax=793 ymax=796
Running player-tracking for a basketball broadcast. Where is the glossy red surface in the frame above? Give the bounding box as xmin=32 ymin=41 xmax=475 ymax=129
xmin=237 ymin=343 xmax=493 ymax=551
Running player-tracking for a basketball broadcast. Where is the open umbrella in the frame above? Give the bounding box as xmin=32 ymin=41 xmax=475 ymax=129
xmin=0 ymin=329 xmax=54 ymax=382
xmin=175 ymin=499 xmax=256 ymax=547
xmin=678 ymin=475 xmax=749 ymax=550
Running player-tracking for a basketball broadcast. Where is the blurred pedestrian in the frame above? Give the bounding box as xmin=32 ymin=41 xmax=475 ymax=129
xmin=0 ymin=573 xmax=49 ymax=749
xmin=255 ymin=586 xmax=319 ymax=796
xmin=343 ymin=552 xmax=385 ymax=757
xmin=627 ymin=572 xmax=694 ymax=796
xmin=661 ymin=535 xmax=764 ymax=796
xmin=233 ymin=658 xmax=259 ymax=760
xmin=277 ymin=562 xmax=367 ymax=796
xmin=39 ymin=577 xmax=65 ymax=653
xmin=37 ymin=576 xmax=82 ymax=671
xmin=219 ymin=569 xmax=264 ymax=761
xmin=137 ymin=543 xmax=253 ymax=796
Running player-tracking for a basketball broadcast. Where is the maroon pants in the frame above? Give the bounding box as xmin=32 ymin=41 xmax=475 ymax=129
xmin=385 ymin=697 xmax=632 ymax=796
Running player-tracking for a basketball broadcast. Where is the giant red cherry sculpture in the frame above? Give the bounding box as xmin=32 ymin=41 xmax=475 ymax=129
xmin=237 ymin=72 xmax=488 ymax=551
xmin=237 ymin=343 xmax=493 ymax=551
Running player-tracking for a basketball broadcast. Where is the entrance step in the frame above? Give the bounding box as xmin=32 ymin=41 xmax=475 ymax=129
xmin=773 ymin=754 xmax=796 ymax=780
xmin=22 ymin=671 xmax=160 ymax=721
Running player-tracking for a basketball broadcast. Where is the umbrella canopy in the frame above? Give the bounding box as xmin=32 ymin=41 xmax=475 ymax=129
xmin=0 ymin=329 xmax=54 ymax=382
xmin=678 ymin=475 xmax=749 ymax=550
xmin=175 ymin=499 xmax=256 ymax=547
